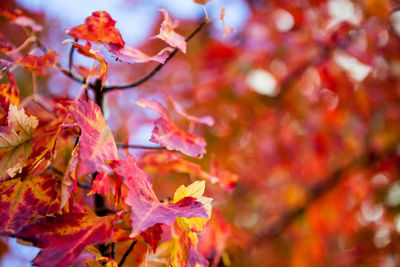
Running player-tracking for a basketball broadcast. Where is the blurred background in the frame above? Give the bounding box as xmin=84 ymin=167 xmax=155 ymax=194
xmin=2 ymin=0 xmax=400 ymax=266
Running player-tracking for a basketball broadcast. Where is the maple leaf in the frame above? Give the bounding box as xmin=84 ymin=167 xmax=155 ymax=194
xmin=70 ymin=42 xmax=108 ymax=86
xmin=66 ymin=11 xmax=125 ymax=47
xmin=0 ymin=104 xmax=38 ymax=181
xmin=170 ymin=98 xmax=214 ymax=126
xmin=0 ymin=174 xmax=59 ymax=235
xmin=69 ymin=100 xmax=118 ymax=178
xmin=220 ymin=8 xmax=234 ymax=37
xmin=104 ymin=43 xmax=169 ymax=64
xmin=15 ymin=49 xmax=59 ymax=75
xmin=1 ymin=8 xmax=42 ymax=32
xmin=109 ymin=153 xmax=208 ymax=238
xmin=14 ymin=211 xmax=116 ymax=267
xmin=0 ymin=71 xmax=19 ymax=124
xmin=135 ymin=98 xmax=206 ymax=157
xmin=173 ymin=181 xmax=212 ymax=241
xmin=156 ymin=9 xmax=187 ymax=53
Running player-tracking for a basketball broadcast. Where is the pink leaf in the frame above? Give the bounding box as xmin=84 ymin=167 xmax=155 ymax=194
xmin=105 ymin=43 xmax=169 ymax=64
xmin=135 ymin=98 xmax=206 ymax=157
xmin=69 ymin=100 xmax=118 ymax=178
xmin=156 ymin=9 xmax=187 ymax=53
xmin=170 ymin=98 xmax=214 ymax=126
xmin=110 ymin=153 xmax=208 ymax=237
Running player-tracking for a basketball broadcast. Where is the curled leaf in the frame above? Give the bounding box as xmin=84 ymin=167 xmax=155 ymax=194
xmin=70 ymin=42 xmax=108 ymax=86
xmin=105 ymin=43 xmax=169 ymax=64
xmin=156 ymin=9 xmax=187 ymax=53
xmin=135 ymin=98 xmax=206 ymax=157
xmin=66 ymin=11 xmax=125 ymax=47
xmin=170 ymin=98 xmax=214 ymax=126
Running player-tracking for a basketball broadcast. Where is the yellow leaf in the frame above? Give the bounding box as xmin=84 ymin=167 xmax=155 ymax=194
xmin=173 ymin=181 xmax=212 ymax=232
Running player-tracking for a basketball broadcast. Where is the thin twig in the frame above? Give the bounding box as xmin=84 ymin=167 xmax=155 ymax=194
xmin=102 ymin=20 xmax=208 ymax=92
xmin=118 ymin=241 xmax=137 ymax=267
xmin=68 ymin=43 xmax=76 ymax=72
xmin=117 ymin=144 xmax=164 ymax=150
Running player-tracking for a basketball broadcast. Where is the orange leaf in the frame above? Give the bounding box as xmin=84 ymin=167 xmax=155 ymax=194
xmin=0 ymin=70 xmax=19 ymax=124
xmin=66 ymin=11 xmax=125 ymax=47
xmin=15 ymin=49 xmax=59 ymax=75
xmin=71 ymin=42 xmax=108 ymax=86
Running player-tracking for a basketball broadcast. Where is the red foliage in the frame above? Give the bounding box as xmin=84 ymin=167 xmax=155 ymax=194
xmin=1 ymin=0 xmax=400 ymax=266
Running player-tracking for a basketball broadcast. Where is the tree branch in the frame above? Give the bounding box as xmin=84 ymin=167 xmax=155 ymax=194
xmin=117 ymin=144 xmax=164 ymax=150
xmin=102 ymin=20 xmax=208 ymax=92
xmin=68 ymin=42 xmax=76 ymax=72
xmin=118 ymin=241 xmax=137 ymax=267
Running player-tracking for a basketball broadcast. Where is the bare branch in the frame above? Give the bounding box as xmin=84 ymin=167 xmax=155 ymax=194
xmin=117 ymin=144 xmax=164 ymax=150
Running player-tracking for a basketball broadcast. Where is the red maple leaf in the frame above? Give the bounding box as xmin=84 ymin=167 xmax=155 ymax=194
xmin=15 ymin=49 xmax=58 ymax=75
xmin=135 ymin=98 xmax=206 ymax=157
xmin=14 ymin=212 xmax=116 ymax=267
xmin=66 ymin=11 xmax=125 ymax=47
xmin=69 ymin=100 xmax=118 ymax=178
xmin=109 ymin=153 xmax=208 ymax=237
xmin=0 ymin=174 xmax=59 ymax=235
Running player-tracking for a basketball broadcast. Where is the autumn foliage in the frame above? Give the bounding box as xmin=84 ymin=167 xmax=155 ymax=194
xmin=1 ymin=0 xmax=400 ymax=266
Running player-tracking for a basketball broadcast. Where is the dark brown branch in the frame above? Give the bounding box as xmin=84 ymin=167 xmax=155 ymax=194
xmin=118 ymin=241 xmax=137 ymax=267
xmin=102 ymin=20 xmax=207 ymax=92
xmin=255 ymin=140 xmax=399 ymax=244
xmin=68 ymin=42 xmax=76 ymax=72
xmin=117 ymin=144 xmax=164 ymax=150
